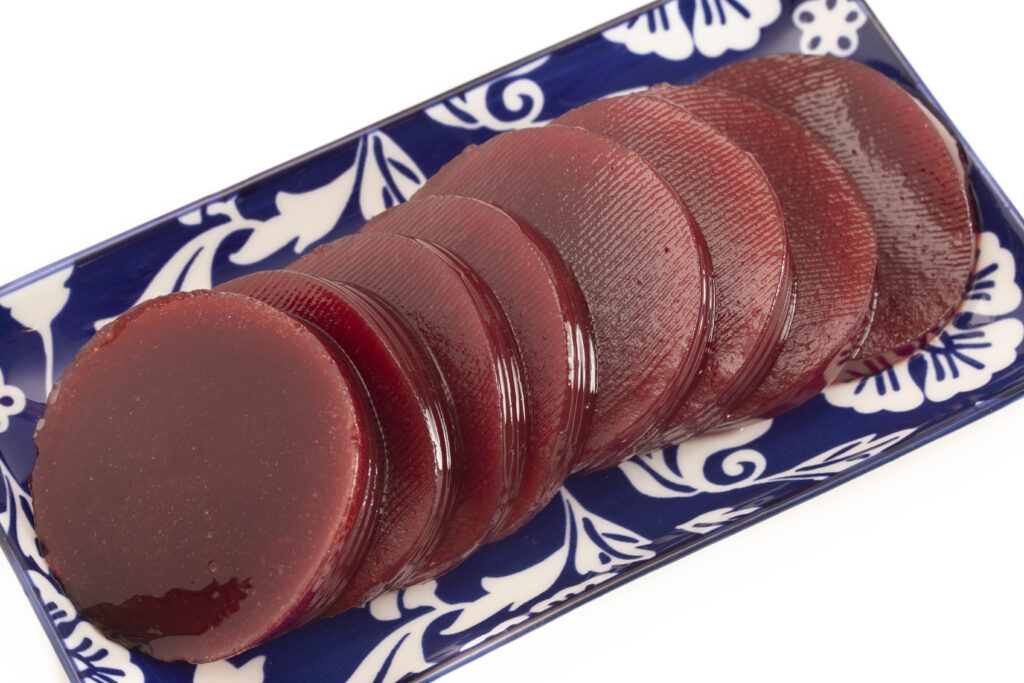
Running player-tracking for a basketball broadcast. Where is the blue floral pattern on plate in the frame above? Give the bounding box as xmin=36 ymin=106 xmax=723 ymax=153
xmin=792 ymin=0 xmax=867 ymax=56
xmin=2 ymin=1 xmax=1022 ymax=681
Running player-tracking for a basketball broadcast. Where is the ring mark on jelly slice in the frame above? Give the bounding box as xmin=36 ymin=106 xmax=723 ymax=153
xmin=700 ymin=54 xmax=975 ymax=375
xmin=417 ymin=125 xmax=713 ymax=471
xmin=289 ymin=233 xmax=527 ymax=580
xmin=360 ymin=195 xmax=595 ymax=538
xmin=555 ymin=94 xmax=792 ymax=461
xmin=652 ymin=84 xmax=877 ymax=420
xmin=216 ymin=271 xmax=458 ymax=610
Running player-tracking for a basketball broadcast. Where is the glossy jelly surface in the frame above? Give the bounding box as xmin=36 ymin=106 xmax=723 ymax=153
xmin=653 ymin=84 xmax=878 ymax=420
xmin=216 ymin=271 xmax=458 ymax=611
xmin=556 ymin=94 xmax=791 ymax=456
xmin=701 ymin=55 xmax=975 ymax=375
xmin=31 ymin=291 xmax=380 ymax=662
xmin=418 ymin=125 xmax=713 ymax=472
xmin=360 ymin=195 xmax=595 ymax=537
xmin=288 ymin=233 xmax=526 ymax=578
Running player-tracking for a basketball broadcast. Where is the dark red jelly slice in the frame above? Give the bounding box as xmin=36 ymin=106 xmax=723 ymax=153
xmin=288 ymin=233 xmax=526 ymax=579
xmin=31 ymin=290 xmax=381 ymax=663
xmin=651 ymin=84 xmax=877 ymax=420
xmin=701 ymin=54 xmax=975 ymax=376
xmin=216 ymin=271 xmax=458 ymax=612
xmin=360 ymin=195 xmax=595 ymax=538
xmin=417 ymin=125 xmax=713 ymax=472
xmin=556 ymin=94 xmax=791 ymax=458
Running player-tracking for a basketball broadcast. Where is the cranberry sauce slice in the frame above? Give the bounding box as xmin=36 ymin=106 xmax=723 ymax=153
xmin=216 ymin=271 xmax=458 ymax=612
xmin=651 ymin=84 xmax=877 ymax=420
xmin=701 ymin=55 xmax=975 ymax=377
xmin=360 ymin=195 xmax=595 ymax=538
xmin=31 ymin=290 xmax=381 ymax=663
xmin=556 ymin=94 xmax=792 ymax=458
xmin=288 ymin=233 xmax=526 ymax=580
xmin=417 ymin=125 xmax=713 ymax=472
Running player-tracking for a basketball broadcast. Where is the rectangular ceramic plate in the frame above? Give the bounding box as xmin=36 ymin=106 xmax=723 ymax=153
xmin=2 ymin=1 xmax=1023 ymax=681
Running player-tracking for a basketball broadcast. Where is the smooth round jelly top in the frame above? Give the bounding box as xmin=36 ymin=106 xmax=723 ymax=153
xmin=701 ymin=54 xmax=975 ymax=374
xmin=31 ymin=290 xmax=380 ymax=663
xmin=652 ymin=84 xmax=877 ymax=420
xmin=417 ymin=124 xmax=713 ymax=472
xmin=556 ymin=93 xmax=792 ymax=458
xmin=216 ymin=271 xmax=459 ymax=611
xmin=360 ymin=195 xmax=595 ymax=538
xmin=288 ymin=232 xmax=526 ymax=580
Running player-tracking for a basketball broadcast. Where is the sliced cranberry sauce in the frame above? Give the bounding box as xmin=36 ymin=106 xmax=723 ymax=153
xmin=653 ymin=84 xmax=878 ymax=421
xmin=216 ymin=271 xmax=458 ymax=611
xmin=31 ymin=290 xmax=381 ymax=662
xmin=360 ymin=195 xmax=595 ymax=537
xmin=29 ymin=52 xmax=982 ymax=662
xmin=417 ymin=125 xmax=713 ymax=472
xmin=289 ymin=233 xmax=527 ymax=580
xmin=556 ymin=94 xmax=792 ymax=459
xmin=701 ymin=55 xmax=975 ymax=377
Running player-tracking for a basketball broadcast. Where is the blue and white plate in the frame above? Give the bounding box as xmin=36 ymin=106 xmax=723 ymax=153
xmin=2 ymin=1 xmax=1022 ymax=681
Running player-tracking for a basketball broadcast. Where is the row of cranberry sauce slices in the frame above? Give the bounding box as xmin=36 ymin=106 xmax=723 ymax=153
xmin=29 ymin=54 xmax=977 ymax=664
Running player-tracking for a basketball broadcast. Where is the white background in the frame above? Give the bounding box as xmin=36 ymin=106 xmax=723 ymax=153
xmin=1 ymin=1 xmax=1022 ymax=681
